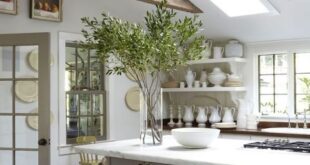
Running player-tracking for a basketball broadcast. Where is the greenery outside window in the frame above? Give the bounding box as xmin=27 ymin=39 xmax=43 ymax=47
xmin=65 ymin=42 xmax=106 ymax=144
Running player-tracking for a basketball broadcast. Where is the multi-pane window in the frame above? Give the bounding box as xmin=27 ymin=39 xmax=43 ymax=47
xmin=258 ymin=53 xmax=310 ymax=116
xmin=295 ymin=53 xmax=310 ymax=114
xmin=65 ymin=42 xmax=106 ymax=144
xmin=258 ymin=54 xmax=288 ymax=115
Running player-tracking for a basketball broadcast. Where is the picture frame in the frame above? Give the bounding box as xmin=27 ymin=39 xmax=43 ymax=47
xmin=30 ymin=0 xmax=62 ymax=22
xmin=0 ymin=0 xmax=17 ymax=15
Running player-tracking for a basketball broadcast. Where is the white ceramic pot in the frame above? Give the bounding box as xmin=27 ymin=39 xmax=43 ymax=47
xmin=208 ymin=67 xmax=226 ymax=87
xmin=225 ymin=40 xmax=243 ymax=58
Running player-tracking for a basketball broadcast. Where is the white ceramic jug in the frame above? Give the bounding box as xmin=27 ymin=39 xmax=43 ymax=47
xmin=199 ymin=69 xmax=208 ymax=83
xmin=185 ymin=68 xmax=196 ymax=88
xmin=183 ymin=105 xmax=194 ymax=127
xmin=222 ymin=107 xmax=236 ymax=123
xmin=196 ymin=106 xmax=208 ymax=127
xmin=209 ymin=105 xmax=222 ymax=123
xmin=213 ymin=47 xmax=224 ymax=59
xmin=236 ymin=99 xmax=248 ymax=129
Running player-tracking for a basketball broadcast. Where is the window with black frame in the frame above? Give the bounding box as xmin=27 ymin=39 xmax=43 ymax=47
xmin=65 ymin=42 xmax=106 ymax=144
xmin=295 ymin=53 xmax=310 ymax=115
xmin=258 ymin=54 xmax=288 ymax=115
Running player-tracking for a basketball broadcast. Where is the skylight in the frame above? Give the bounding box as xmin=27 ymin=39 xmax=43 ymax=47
xmin=210 ymin=0 xmax=279 ymax=17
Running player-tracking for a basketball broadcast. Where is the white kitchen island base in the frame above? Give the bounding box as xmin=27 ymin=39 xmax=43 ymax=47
xmin=75 ymin=135 xmax=310 ymax=165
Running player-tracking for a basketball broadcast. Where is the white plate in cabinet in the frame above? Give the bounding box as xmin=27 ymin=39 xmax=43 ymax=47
xmin=162 ymin=87 xmax=246 ymax=92
xmin=187 ymin=57 xmax=246 ymax=65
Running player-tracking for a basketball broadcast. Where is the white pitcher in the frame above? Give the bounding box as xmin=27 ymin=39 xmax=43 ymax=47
xmin=183 ymin=105 xmax=194 ymax=127
xmin=209 ymin=105 xmax=222 ymax=123
xmin=236 ymin=99 xmax=249 ymax=129
xmin=185 ymin=68 xmax=196 ymax=88
xmin=201 ymin=39 xmax=213 ymax=59
xmin=196 ymin=106 xmax=208 ymax=127
xmin=222 ymin=107 xmax=236 ymax=123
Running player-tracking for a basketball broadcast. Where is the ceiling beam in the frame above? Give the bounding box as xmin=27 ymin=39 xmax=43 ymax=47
xmin=137 ymin=0 xmax=203 ymax=13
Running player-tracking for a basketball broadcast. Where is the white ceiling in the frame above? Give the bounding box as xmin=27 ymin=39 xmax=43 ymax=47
xmin=100 ymin=0 xmax=310 ymax=43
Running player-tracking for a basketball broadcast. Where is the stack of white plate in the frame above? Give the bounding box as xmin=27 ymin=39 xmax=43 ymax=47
xmin=224 ymin=80 xmax=242 ymax=87
xmin=212 ymin=122 xmax=237 ymax=129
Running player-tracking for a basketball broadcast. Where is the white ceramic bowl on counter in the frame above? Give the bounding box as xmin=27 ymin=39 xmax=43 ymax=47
xmin=171 ymin=128 xmax=220 ymax=148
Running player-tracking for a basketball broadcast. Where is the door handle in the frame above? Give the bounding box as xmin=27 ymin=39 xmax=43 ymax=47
xmin=38 ymin=138 xmax=49 ymax=146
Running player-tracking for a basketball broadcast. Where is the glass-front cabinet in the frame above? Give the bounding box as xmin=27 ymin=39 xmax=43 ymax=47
xmin=65 ymin=42 xmax=106 ymax=144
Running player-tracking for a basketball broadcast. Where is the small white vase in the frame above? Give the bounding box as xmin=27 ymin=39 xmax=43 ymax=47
xmin=185 ymin=68 xmax=196 ymax=88
xmin=199 ymin=69 xmax=208 ymax=83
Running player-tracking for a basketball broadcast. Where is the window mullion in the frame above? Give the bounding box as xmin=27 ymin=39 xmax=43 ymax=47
xmin=288 ymin=53 xmax=295 ymax=116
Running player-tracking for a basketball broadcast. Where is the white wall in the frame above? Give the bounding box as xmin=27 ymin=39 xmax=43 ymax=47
xmin=0 ymin=0 xmax=139 ymax=165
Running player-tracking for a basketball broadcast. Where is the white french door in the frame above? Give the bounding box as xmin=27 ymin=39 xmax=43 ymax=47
xmin=0 ymin=33 xmax=50 ymax=165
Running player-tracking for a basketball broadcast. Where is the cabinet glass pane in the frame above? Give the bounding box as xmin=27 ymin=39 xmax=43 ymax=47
xmin=296 ymin=53 xmax=310 ymax=73
xmin=90 ymin=70 xmax=101 ymax=90
xmin=80 ymin=117 xmax=92 ymax=135
xmin=67 ymin=117 xmax=80 ymax=138
xmin=93 ymin=94 xmax=104 ymax=115
xmin=0 ymin=46 xmax=13 ymax=78
xmin=296 ymin=74 xmax=310 ymax=94
xmin=260 ymin=95 xmax=274 ymax=114
xmin=16 ymin=151 xmax=38 ymax=165
xmin=80 ymin=94 xmax=91 ymax=115
xmin=0 ymin=151 xmax=12 ymax=165
xmin=67 ymin=94 xmax=78 ymax=116
xmin=275 ymin=54 xmax=288 ymax=74
xmin=0 ymin=116 xmax=12 ymax=147
xmin=275 ymin=95 xmax=288 ymax=114
xmin=275 ymin=75 xmax=288 ymax=94
xmin=0 ymin=81 xmax=12 ymax=113
xmin=15 ymin=46 xmax=38 ymax=78
xmin=259 ymin=55 xmax=273 ymax=74
xmin=15 ymin=80 xmax=38 ymax=114
xmin=94 ymin=116 xmax=104 ymax=136
xmin=296 ymin=95 xmax=310 ymax=114
xmin=260 ymin=75 xmax=274 ymax=94
xmin=15 ymin=116 xmax=38 ymax=148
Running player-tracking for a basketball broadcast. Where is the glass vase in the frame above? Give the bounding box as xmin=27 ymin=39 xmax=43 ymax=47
xmin=140 ymin=81 xmax=163 ymax=145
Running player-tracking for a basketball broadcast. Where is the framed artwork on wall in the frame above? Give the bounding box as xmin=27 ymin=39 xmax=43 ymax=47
xmin=0 ymin=0 xmax=17 ymax=15
xmin=30 ymin=0 xmax=62 ymax=22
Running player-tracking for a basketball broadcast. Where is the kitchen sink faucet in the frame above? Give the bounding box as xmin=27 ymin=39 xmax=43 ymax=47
xmin=303 ymin=109 xmax=309 ymax=129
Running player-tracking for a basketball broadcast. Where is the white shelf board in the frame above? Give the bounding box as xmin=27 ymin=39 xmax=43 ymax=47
xmin=162 ymin=87 xmax=246 ymax=92
xmin=187 ymin=57 xmax=246 ymax=65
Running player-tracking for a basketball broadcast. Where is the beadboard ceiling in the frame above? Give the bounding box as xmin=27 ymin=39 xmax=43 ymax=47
xmin=100 ymin=0 xmax=310 ymax=43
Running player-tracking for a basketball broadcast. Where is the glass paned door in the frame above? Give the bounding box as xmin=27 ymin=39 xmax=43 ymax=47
xmin=0 ymin=33 xmax=50 ymax=165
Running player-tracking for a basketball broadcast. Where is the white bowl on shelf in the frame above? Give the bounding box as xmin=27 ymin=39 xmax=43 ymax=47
xmin=171 ymin=128 xmax=220 ymax=148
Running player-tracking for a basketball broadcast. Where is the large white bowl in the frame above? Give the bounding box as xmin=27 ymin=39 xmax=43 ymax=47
xmin=171 ymin=128 xmax=220 ymax=148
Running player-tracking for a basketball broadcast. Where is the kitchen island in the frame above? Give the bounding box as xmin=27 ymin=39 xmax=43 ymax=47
xmin=75 ymin=135 xmax=310 ymax=165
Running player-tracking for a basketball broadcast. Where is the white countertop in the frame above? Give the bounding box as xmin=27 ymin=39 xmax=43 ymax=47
xmin=75 ymin=135 xmax=310 ymax=165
